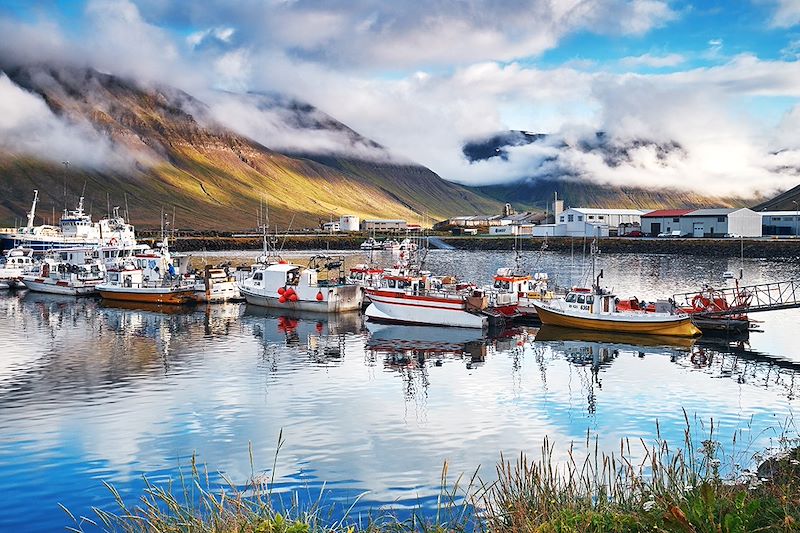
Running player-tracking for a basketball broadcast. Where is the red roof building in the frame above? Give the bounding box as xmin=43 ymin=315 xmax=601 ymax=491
xmin=641 ymin=209 xmax=693 ymax=218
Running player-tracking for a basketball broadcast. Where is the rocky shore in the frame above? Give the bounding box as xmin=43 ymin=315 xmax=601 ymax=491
xmin=149 ymin=234 xmax=800 ymax=258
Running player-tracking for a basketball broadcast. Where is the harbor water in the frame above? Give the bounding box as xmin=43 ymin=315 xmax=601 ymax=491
xmin=1 ymin=250 xmax=800 ymax=531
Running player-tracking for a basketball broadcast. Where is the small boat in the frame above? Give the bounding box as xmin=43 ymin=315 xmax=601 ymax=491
xmin=347 ymin=263 xmax=384 ymax=289
xmin=96 ymin=238 xmax=196 ymax=305
xmin=193 ymin=265 xmax=240 ymax=303
xmin=360 ymin=237 xmax=384 ymax=251
xmin=21 ymin=248 xmax=106 ymax=296
xmin=98 ymin=266 xmax=196 ymax=305
xmin=239 ymin=255 xmax=363 ymax=313
xmin=532 ymin=287 xmax=701 ymax=337
xmin=0 ymin=247 xmax=37 ymax=289
xmin=364 ymin=274 xmax=488 ymax=329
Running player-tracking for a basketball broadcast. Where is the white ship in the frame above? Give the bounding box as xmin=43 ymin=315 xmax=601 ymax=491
xmin=0 ymin=191 xmax=137 ymax=252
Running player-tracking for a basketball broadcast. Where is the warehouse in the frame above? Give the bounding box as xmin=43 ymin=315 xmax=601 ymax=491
xmin=557 ymin=208 xmax=645 ymax=237
xmin=677 ymin=208 xmax=762 ymax=237
xmin=641 ymin=209 xmax=693 ymax=236
xmin=361 ymin=219 xmax=407 ymax=232
xmin=761 ymin=211 xmax=800 ymax=236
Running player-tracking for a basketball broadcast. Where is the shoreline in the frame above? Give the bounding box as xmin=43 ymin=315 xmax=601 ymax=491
xmin=150 ymin=235 xmax=800 ymax=258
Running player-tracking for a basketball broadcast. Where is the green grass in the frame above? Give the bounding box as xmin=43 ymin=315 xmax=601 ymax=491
xmin=64 ymin=419 xmax=800 ymax=532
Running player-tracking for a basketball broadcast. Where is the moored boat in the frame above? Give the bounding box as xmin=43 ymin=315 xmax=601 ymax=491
xmin=360 ymin=237 xmax=384 ymax=251
xmin=193 ymin=265 xmax=240 ymax=303
xmin=0 ymin=247 xmax=37 ymax=289
xmin=239 ymin=256 xmax=363 ymax=313
xmin=365 ymin=274 xmax=488 ymax=329
xmin=21 ymin=248 xmax=106 ymax=296
xmin=532 ymin=287 xmax=701 ymax=337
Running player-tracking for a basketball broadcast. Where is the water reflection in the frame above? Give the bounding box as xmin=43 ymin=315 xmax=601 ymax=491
xmin=1 ymin=259 xmax=799 ymax=532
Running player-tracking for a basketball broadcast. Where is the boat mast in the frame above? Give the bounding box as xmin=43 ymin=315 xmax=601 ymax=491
xmin=26 ymin=190 xmax=39 ymax=231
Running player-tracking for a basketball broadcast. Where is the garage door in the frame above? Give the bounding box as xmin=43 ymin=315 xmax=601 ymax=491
xmin=693 ymin=222 xmax=704 ymax=237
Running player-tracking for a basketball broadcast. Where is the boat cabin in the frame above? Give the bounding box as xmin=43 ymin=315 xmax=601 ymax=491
xmin=105 ymin=267 xmax=145 ymax=288
xmin=380 ymin=274 xmax=429 ymax=294
xmin=563 ymin=288 xmax=618 ymax=314
xmin=348 ymin=264 xmax=384 ymax=286
xmin=2 ymin=248 xmax=35 ymax=268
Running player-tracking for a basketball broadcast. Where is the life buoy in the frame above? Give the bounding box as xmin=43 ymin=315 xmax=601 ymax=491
xmin=108 ymin=237 xmax=119 ymax=246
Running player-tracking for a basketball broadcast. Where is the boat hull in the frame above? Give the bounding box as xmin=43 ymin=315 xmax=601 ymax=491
xmin=364 ymin=290 xmax=487 ymax=329
xmin=240 ymin=285 xmax=362 ymax=313
xmin=532 ymin=302 xmax=701 ymax=337
xmin=97 ymin=286 xmax=196 ymax=305
xmin=22 ymin=277 xmax=99 ymax=296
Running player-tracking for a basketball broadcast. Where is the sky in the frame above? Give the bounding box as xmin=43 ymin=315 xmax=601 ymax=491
xmin=2 ymin=0 xmax=800 ymax=196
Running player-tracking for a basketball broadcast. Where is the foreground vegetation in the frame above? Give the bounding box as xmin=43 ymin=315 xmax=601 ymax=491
xmin=65 ymin=421 xmax=800 ymax=532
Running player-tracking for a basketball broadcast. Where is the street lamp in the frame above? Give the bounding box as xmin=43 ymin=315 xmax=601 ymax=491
xmin=793 ymin=201 xmax=799 ymax=238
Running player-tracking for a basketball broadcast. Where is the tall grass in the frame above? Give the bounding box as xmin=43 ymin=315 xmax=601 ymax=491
xmin=64 ymin=418 xmax=800 ymax=532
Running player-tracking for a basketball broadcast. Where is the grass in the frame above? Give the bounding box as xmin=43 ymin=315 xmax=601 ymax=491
xmin=64 ymin=418 xmax=800 ymax=532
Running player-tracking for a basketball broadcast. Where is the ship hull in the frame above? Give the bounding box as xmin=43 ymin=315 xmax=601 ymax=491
xmin=22 ymin=277 xmax=100 ymax=296
xmin=97 ymin=286 xmax=196 ymax=305
xmin=364 ymin=290 xmax=487 ymax=329
xmin=532 ymin=302 xmax=700 ymax=337
xmin=240 ymin=285 xmax=362 ymax=313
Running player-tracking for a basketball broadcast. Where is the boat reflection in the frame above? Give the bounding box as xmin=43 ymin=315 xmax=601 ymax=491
xmin=534 ymin=325 xmax=698 ymax=350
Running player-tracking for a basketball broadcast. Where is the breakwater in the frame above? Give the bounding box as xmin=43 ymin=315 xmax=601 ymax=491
xmin=148 ymin=235 xmax=800 ymax=258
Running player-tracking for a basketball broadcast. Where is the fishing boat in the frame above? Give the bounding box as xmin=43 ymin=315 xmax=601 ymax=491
xmin=193 ymin=265 xmax=240 ymax=303
xmin=96 ymin=238 xmax=195 ymax=305
xmin=364 ymin=274 xmax=489 ymax=329
xmin=360 ymin=237 xmax=384 ymax=251
xmin=0 ymin=191 xmax=138 ymax=252
xmin=347 ymin=263 xmax=384 ymax=289
xmin=21 ymin=248 xmax=106 ymax=296
xmin=0 ymin=247 xmax=37 ymax=288
xmin=239 ymin=255 xmax=363 ymax=313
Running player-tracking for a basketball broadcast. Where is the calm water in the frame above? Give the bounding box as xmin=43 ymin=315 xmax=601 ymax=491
xmin=2 ymin=250 xmax=800 ymax=531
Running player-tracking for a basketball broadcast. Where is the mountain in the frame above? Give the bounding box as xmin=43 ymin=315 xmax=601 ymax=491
xmin=753 ymin=182 xmax=800 ymax=211
xmin=463 ymin=131 xmax=755 ymax=210
xmin=0 ymin=64 xmax=501 ymax=230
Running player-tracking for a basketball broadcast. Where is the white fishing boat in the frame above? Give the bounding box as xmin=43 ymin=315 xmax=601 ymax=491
xmin=347 ymin=263 xmax=384 ymax=289
xmin=239 ymin=255 xmax=363 ymax=313
xmin=360 ymin=237 xmax=384 ymax=251
xmin=0 ymin=191 xmax=138 ymax=252
xmin=21 ymin=248 xmax=106 ymax=296
xmin=193 ymin=266 xmax=240 ymax=303
xmin=0 ymin=247 xmax=37 ymax=289
xmin=365 ymin=273 xmax=489 ymax=329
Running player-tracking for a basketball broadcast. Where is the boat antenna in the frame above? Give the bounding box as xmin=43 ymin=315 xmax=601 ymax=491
xmin=279 ymin=213 xmax=296 ymax=253
xmin=107 ymin=192 xmax=111 ymax=219
xmin=61 ymin=160 xmax=70 ymax=212
xmin=124 ymin=193 xmax=130 ymax=222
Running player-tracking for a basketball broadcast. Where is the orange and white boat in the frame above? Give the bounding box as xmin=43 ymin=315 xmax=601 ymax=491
xmin=96 ymin=238 xmax=195 ymax=305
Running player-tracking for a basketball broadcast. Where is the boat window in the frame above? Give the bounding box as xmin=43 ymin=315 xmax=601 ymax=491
xmin=398 ymin=280 xmax=409 ymax=289
xmin=565 ymin=293 xmax=576 ymax=303
xmin=577 ymin=295 xmax=586 ymax=304
xmin=494 ymin=279 xmax=502 ymax=288
xmin=387 ymin=279 xmax=396 ymax=288
xmin=586 ymin=295 xmax=594 ymax=304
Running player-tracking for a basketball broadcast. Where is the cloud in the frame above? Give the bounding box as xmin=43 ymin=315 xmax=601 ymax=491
xmin=769 ymin=0 xmax=800 ymax=27
xmin=620 ymin=53 xmax=685 ymax=68
xmin=0 ymin=72 xmax=130 ymax=168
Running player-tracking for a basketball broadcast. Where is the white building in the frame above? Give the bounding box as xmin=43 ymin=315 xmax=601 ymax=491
xmin=678 ymin=208 xmax=762 ymax=237
xmin=361 ymin=219 xmax=407 ymax=232
xmin=556 ymin=208 xmax=645 ymax=237
xmin=339 ymin=215 xmax=360 ymax=232
xmin=761 ymin=211 xmax=800 ymax=236
xmin=322 ymin=222 xmax=340 ymax=232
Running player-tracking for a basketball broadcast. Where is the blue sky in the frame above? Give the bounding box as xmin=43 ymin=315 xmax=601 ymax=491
xmin=2 ymin=0 xmax=800 ymax=195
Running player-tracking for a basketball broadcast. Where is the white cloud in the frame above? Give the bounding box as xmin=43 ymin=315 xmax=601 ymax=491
xmin=769 ymin=0 xmax=800 ymax=27
xmin=620 ymin=52 xmax=685 ymax=68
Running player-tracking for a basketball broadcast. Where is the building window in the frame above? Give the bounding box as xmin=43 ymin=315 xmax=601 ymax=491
xmin=598 ymin=215 xmax=605 ymax=220
xmin=567 ymin=215 xmax=574 ymax=222
xmin=673 ymin=218 xmax=679 ymax=222
xmin=559 ymin=216 xmax=565 ymax=222
xmin=577 ymin=216 xmax=583 ymax=221
xmin=717 ymin=217 xmax=725 ymax=222
xmin=588 ymin=215 xmax=594 ymax=220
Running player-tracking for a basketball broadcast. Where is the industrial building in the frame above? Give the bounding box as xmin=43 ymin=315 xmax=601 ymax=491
xmin=641 ymin=209 xmax=694 ymax=236
xmin=556 ymin=208 xmax=646 ymax=237
xmin=361 ymin=219 xmax=407 ymax=232
xmin=339 ymin=215 xmax=360 ymax=232
xmin=675 ymin=208 xmax=762 ymax=237
xmin=761 ymin=211 xmax=800 ymax=236
xmin=322 ymin=221 xmax=340 ymax=232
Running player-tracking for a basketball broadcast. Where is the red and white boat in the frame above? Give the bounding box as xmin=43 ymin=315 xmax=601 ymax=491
xmin=21 ymin=247 xmax=105 ymax=296
xmin=365 ymin=274 xmax=489 ymax=329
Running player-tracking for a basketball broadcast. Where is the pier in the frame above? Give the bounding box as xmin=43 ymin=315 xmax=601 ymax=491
xmin=673 ymin=280 xmax=800 ymax=317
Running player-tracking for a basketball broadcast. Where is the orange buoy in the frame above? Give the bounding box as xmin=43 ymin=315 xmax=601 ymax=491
xmin=289 ymin=293 xmax=298 ymax=302
xmin=278 ymin=295 xmax=287 ymax=304
xmin=277 ymin=287 xmax=286 ymax=295
xmin=316 ymin=291 xmax=324 ymax=301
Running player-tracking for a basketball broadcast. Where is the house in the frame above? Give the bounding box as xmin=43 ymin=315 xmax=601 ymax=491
xmin=361 ymin=219 xmax=407 ymax=232
xmin=556 ymin=208 xmax=645 ymax=237
xmin=641 ymin=209 xmax=693 ymax=236
xmin=322 ymin=221 xmax=340 ymax=232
